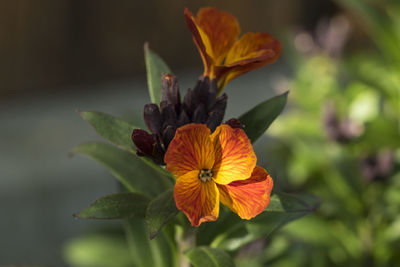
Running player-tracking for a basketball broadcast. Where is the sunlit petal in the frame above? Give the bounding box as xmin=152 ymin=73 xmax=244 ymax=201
xmin=174 ymin=170 xmax=220 ymax=226
xmin=165 ymin=124 xmax=215 ymax=177
xmin=196 ymin=7 xmax=240 ymax=65
xmin=217 ymin=32 xmax=281 ymax=89
xmin=184 ymin=8 xmax=213 ymax=76
xmin=211 ymin=124 xmax=257 ymax=185
xmin=218 ymin=166 xmax=273 ymax=219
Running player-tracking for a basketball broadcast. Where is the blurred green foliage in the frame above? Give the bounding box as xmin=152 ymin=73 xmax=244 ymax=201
xmin=241 ymin=0 xmax=400 ymax=266
xmin=65 ymin=1 xmax=400 ymax=266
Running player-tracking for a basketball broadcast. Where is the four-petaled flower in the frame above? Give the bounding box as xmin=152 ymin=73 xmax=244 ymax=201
xmin=165 ymin=123 xmax=273 ymax=226
xmin=185 ymin=7 xmax=282 ymax=92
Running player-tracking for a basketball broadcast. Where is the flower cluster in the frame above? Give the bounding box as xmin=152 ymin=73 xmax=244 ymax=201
xmin=165 ymin=124 xmax=273 ymax=226
xmin=185 ymin=7 xmax=281 ymax=91
xmin=132 ymin=75 xmax=227 ymax=164
xmin=132 ymin=7 xmax=280 ymax=226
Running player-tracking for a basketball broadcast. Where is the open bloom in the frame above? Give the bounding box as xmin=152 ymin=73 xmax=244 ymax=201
xmin=165 ymin=123 xmax=273 ymax=226
xmin=185 ymin=7 xmax=281 ymax=92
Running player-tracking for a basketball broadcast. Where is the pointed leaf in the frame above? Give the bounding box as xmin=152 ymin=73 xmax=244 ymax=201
xmin=71 ymin=142 xmax=173 ymax=197
xmin=125 ymin=219 xmax=175 ymax=267
xmin=239 ymin=92 xmax=288 ymax=143
xmin=246 ymin=192 xmax=320 ymax=237
xmin=144 ymin=43 xmax=172 ymax=103
xmin=196 ymin=208 xmax=242 ymax=247
xmin=185 ymin=246 xmax=235 ymax=267
xmin=146 ymin=189 xmax=178 ymax=239
xmin=80 ymin=111 xmax=136 ymax=152
xmin=74 ymin=192 xmax=150 ymax=220
xmin=213 ymin=193 xmax=320 ymax=251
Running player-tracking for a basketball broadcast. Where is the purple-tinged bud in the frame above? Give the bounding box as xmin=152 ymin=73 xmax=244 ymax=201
xmin=213 ymin=93 xmax=227 ymax=113
xmin=160 ymin=102 xmax=177 ymax=128
xmin=132 ymin=129 xmax=156 ymax=157
xmin=162 ymin=125 xmax=176 ymax=150
xmin=177 ymin=110 xmax=190 ymax=127
xmin=152 ymin=143 xmax=166 ymax=165
xmin=193 ymin=103 xmax=207 ymax=123
xmin=161 ymin=74 xmax=181 ymax=112
xmin=144 ymin=104 xmax=162 ymax=134
xmin=183 ymin=88 xmax=194 ymax=117
xmin=225 ymin=118 xmax=244 ymax=129
xmin=206 ymin=110 xmax=224 ymax=132
xmin=206 ymin=78 xmax=218 ymax=111
xmin=193 ymin=78 xmax=210 ymax=109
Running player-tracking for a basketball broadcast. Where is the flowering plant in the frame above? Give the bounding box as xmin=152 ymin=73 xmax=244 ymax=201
xmin=69 ymin=7 xmax=318 ymax=267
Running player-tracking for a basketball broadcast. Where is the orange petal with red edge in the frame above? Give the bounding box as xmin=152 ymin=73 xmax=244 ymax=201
xmin=195 ymin=7 xmax=240 ymax=66
xmin=211 ymin=124 xmax=257 ymax=185
xmin=165 ymin=124 xmax=215 ymax=178
xmin=174 ymin=170 xmax=220 ymax=227
xmin=217 ymin=32 xmax=281 ymax=90
xmin=184 ymin=8 xmax=212 ymax=77
xmin=218 ymin=166 xmax=273 ymax=219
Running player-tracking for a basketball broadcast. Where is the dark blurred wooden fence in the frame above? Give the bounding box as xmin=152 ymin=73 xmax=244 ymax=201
xmin=0 ymin=0 xmax=336 ymax=96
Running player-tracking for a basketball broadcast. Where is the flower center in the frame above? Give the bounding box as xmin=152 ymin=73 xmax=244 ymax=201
xmin=198 ymin=169 xmax=213 ymax=182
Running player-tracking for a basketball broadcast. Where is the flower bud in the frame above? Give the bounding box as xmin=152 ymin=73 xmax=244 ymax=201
xmin=225 ymin=118 xmax=244 ymax=129
xmin=132 ymin=129 xmax=156 ymax=157
xmin=144 ymin=104 xmax=162 ymax=134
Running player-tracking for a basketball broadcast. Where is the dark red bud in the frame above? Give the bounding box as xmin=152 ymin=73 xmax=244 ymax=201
xmin=183 ymin=88 xmax=194 ymax=116
xmin=193 ymin=103 xmax=207 ymax=123
xmin=225 ymin=118 xmax=244 ymax=129
xmin=193 ymin=78 xmax=210 ymax=109
xmin=206 ymin=79 xmax=218 ymax=111
xmin=162 ymin=125 xmax=176 ymax=150
xmin=144 ymin=104 xmax=162 ymax=134
xmin=206 ymin=110 xmax=224 ymax=132
xmin=161 ymin=102 xmax=177 ymax=128
xmin=132 ymin=129 xmax=156 ymax=157
xmin=177 ymin=109 xmax=190 ymax=127
xmin=213 ymin=93 xmax=227 ymax=113
xmin=161 ymin=74 xmax=181 ymax=111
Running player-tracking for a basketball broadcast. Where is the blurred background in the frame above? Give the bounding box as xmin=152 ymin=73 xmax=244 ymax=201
xmin=1 ymin=0 xmax=399 ymax=266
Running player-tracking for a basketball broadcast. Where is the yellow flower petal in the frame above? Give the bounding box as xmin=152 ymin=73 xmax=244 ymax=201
xmin=218 ymin=166 xmax=273 ymax=219
xmin=218 ymin=32 xmax=282 ymax=90
xmin=174 ymin=170 xmax=220 ymax=227
xmin=196 ymin=7 xmax=240 ymax=65
xmin=165 ymin=124 xmax=215 ymax=177
xmin=184 ymin=7 xmax=240 ymax=78
xmin=211 ymin=124 xmax=257 ymax=185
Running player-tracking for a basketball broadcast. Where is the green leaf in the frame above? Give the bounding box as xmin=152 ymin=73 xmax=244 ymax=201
xmin=247 ymin=192 xmax=320 ymax=237
xmin=71 ymin=142 xmax=173 ymax=197
xmin=64 ymin=233 xmax=134 ymax=267
xmin=185 ymin=246 xmax=235 ymax=267
xmin=80 ymin=111 xmax=136 ymax=152
xmin=239 ymin=92 xmax=288 ymax=143
xmin=125 ymin=219 xmax=175 ymax=267
xmin=213 ymin=193 xmax=319 ymax=251
xmin=196 ymin=208 xmax=242 ymax=247
xmin=146 ymin=189 xmax=179 ymax=239
xmin=74 ymin=192 xmax=150 ymax=220
xmin=144 ymin=43 xmax=172 ymax=103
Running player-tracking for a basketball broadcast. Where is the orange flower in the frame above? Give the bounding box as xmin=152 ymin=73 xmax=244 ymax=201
xmin=185 ymin=7 xmax=282 ymax=92
xmin=165 ymin=124 xmax=273 ymax=226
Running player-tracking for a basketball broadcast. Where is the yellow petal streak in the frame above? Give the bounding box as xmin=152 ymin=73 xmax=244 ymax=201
xmin=165 ymin=124 xmax=215 ymax=177
xmin=218 ymin=166 xmax=273 ymax=219
xmin=174 ymin=170 xmax=220 ymax=227
xmin=184 ymin=7 xmax=281 ymax=91
xmin=196 ymin=7 xmax=240 ymax=65
xmin=211 ymin=125 xmax=256 ymax=185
